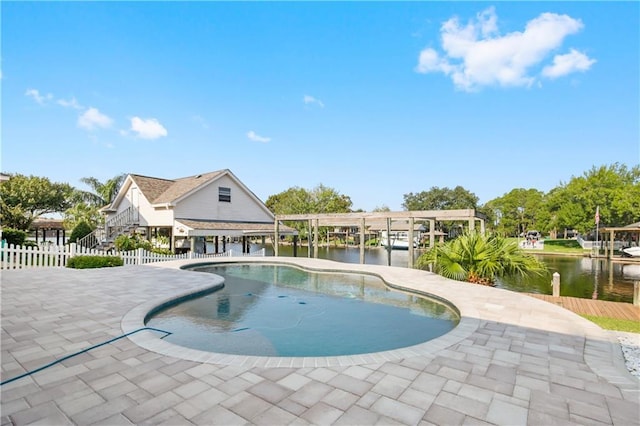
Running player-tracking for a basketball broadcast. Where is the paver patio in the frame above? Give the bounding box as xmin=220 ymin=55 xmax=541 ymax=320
xmin=1 ymin=257 xmax=638 ymax=425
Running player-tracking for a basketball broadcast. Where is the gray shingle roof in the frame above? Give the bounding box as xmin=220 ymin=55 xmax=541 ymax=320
xmin=130 ymin=170 xmax=225 ymax=204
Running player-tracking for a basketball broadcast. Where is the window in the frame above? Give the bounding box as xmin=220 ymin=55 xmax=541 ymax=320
xmin=219 ymin=186 xmax=231 ymax=202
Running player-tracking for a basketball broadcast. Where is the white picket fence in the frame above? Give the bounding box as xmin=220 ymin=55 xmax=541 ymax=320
xmin=0 ymin=243 xmax=265 ymax=270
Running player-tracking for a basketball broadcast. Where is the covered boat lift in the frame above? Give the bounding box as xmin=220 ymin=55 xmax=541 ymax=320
xmin=274 ymin=209 xmax=487 ymax=268
xmin=599 ymin=221 xmax=640 ymax=260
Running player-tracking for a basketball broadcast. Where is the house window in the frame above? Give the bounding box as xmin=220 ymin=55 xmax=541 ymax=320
xmin=219 ymin=186 xmax=231 ymax=202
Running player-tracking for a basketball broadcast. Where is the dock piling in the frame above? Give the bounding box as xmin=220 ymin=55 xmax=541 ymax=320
xmin=552 ymin=272 xmax=560 ymax=297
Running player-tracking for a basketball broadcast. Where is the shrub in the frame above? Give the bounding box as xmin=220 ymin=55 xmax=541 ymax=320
xmin=67 ymin=255 xmax=124 ymax=269
xmin=114 ymin=234 xmax=137 ymax=251
xmin=69 ymin=221 xmax=93 ymax=243
xmin=1 ymin=228 xmax=27 ymax=246
xmin=114 ymin=233 xmax=155 ymax=252
xmin=151 ymin=247 xmax=173 ymax=256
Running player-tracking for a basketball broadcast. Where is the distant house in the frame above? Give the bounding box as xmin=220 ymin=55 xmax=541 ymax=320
xmin=93 ymin=169 xmax=294 ymax=252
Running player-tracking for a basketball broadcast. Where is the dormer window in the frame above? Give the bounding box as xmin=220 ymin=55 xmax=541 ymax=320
xmin=219 ymin=186 xmax=231 ymax=202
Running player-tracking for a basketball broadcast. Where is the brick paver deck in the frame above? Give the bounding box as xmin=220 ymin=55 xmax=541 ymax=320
xmin=2 ymin=258 xmax=639 ymax=425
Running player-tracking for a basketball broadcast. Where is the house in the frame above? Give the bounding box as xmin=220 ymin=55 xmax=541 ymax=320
xmin=93 ymin=169 xmax=295 ymax=252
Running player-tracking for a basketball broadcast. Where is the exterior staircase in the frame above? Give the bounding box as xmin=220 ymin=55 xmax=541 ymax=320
xmin=77 ymin=207 xmax=139 ymax=250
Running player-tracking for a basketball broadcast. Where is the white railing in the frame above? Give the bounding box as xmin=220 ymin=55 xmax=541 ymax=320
xmin=576 ymin=234 xmax=625 ymax=250
xmin=77 ymin=228 xmax=106 ymax=250
xmin=106 ymin=206 xmax=136 ymax=229
xmin=77 ymin=207 xmax=138 ymax=249
xmin=0 ymin=243 xmax=266 ymax=269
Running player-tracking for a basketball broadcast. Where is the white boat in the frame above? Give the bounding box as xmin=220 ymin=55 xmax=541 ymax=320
xmin=380 ymin=231 xmax=418 ymax=250
xmin=621 ymin=246 xmax=640 ymax=257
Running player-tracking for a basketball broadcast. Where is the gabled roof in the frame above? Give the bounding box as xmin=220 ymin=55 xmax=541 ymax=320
xmin=130 ymin=170 xmax=225 ymax=205
xmin=106 ymin=169 xmax=274 ymax=219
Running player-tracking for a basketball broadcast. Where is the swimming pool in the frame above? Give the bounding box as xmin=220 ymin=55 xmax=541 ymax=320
xmin=146 ymin=263 xmax=459 ymax=357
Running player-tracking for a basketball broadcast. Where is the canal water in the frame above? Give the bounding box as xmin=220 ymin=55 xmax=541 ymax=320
xmin=211 ymin=242 xmax=638 ymax=303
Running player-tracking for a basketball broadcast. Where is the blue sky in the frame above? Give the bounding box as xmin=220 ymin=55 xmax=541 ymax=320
xmin=2 ymin=1 xmax=638 ymax=211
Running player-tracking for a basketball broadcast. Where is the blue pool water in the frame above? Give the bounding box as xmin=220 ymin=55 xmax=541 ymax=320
xmin=146 ymin=264 xmax=459 ymax=357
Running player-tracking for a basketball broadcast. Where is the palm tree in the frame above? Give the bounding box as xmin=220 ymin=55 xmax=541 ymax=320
xmin=64 ymin=173 xmax=127 ymax=230
xmin=415 ymin=230 xmax=548 ymax=285
xmin=76 ymin=173 xmax=127 ymax=207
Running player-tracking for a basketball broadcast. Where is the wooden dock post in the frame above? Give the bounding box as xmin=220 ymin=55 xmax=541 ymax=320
xmin=552 ymin=272 xmax=560 ymax=297
xmin=634 ymin=281 xmax=639 ymax=307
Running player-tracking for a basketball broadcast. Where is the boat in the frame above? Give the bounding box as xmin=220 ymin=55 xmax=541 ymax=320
xmin=380 ymin=231 xmax=418 ymax=250
xmin=621 ymin=246 xmax=640 ymax=257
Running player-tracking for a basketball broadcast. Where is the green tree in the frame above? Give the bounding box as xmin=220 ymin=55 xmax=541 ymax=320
xmin=266 ymin=185 xmax=353 ymax=239
xmin=0 ymin=174 xmax=74 ymax=230
xmin=75 ymin=173 xmax=127 ymax=207
xmin=484 ymin=188 xmax=545 ymax=237
xmin=402 ymin=186 xmax=479 ymax=211
xmin=63 ymin=202 xmax=101 ymax=230
xmin=69 ymin=221 xmax=93 ymax=243
xmin=64 ymin=173 xmax=127 ymax=230
xmin=266 ymin=185 xmax=352 ymax=215
xmin=415 ymin=231 xmax=547 ymax=285
xmin=546 ymin=163 xmax=640 ymax=234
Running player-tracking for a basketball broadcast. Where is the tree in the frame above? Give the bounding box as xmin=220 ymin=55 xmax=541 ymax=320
xmin=64 ymin=173 xmax=127 ymax=229
xmin=484 ymin=188 xmax=545 ymax=237
xmin=265 ymin=187 xmax=314 ymax=216
xmin=266 ymin=185 xmax=353 ymax=215
xmin=0 ymin=174 xmax=74 ymax=230
xmin=266 ymin=185 xmax=353 ymax=239
xmin=63 ymin=202 xmax=102 ymax=230
xmin=545 ymin=163 xmax=640 ymax=234
xmin=415 ymin=231 xmax=547 ymax=285
xmin=76 ymin=173 xmax=127 ymax=207
xmin=403 ymin=186 xmax=479 ymax=235
xmin=402 ymin=186 xmax=479 ymax=211
xmin=69 ymin=221 xmax=93 ymax=243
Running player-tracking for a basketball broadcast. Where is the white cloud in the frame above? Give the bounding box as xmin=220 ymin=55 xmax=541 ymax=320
xmin=57 ymin=97 xmax=83 ymax=110
xmin=303 ymin=95 xmax=325 ymax=108
xmin=129 ymin=117 xmax=168 ymax=139
xmin=416 ymin=7 xmax=594 ymax=91
xmin=247 ymin=130 xmax=271 ymax=143
xmin=542 ymin=48 xmax=596 ymax=78
xmin=25 ymin=88 xmax=53 ymax=105
xmin=77 ymin=107 xmax=113 ymax=130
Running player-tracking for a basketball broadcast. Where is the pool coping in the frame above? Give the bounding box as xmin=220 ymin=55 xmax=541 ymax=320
xmin=121 ymin=256 xmax=638 ymax=400
xmin=122 ymin=257 xmax=481 ymax=367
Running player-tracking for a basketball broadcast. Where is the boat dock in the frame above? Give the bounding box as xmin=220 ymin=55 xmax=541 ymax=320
xmin=527 ymin=293 xmax=639 ymax=321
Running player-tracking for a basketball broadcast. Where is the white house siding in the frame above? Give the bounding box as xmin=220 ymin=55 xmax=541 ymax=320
xmin=107 ymin=184 xmax=173 ymax=228
xmin=142 ymin=205 xmax=174 ymax=227
xmin=174 ymin=175 xmax=273 ymax=223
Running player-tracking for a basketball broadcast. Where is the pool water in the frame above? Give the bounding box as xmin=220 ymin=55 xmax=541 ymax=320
xmin=146 ymin=264 xmax=459 ymax=357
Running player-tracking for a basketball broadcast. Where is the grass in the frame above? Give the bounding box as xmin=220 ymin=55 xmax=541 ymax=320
xmin=506 ymin=238 xmax=589 ymax=254
xmin=581 ymin=314 xmax=640 ymax=333
xmin=542 ymin=239 xmax=588 ymax=254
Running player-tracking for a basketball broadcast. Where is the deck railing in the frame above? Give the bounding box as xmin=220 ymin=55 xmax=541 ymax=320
xmin=0 ymin=243 xmax=265 ymax=269
xmin=77 ymin=207 xmax=138 ymax=249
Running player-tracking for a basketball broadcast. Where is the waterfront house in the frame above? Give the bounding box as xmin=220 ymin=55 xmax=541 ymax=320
xmin=85 ymin=169 xmax=293 ymax=252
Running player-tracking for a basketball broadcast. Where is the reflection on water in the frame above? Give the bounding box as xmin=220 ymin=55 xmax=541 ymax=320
xmin=146 ymin=264 xmax=458 ymax=357
xmin=497 ymin=256 xmax=636 ymax=303
xmin=216 ymin=242 xmax=637 ymax=304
